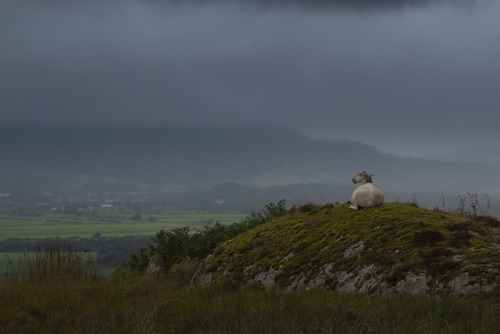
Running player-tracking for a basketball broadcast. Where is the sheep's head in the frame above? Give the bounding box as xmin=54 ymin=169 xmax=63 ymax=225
xmin=352 ymin=171 xmax=373 ymax=184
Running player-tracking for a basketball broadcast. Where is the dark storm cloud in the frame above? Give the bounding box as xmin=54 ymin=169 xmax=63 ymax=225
xmin=1 ymin=0 xmax=499 ymax=156
xmin=143 ymin=0 xmax=470 ymax=11
xmin=159 ymin=0 xmax=431 ymax=10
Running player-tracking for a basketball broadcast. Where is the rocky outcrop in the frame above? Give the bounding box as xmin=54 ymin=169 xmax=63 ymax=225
xmin=194 ymin=203 xmax=500 ymax=295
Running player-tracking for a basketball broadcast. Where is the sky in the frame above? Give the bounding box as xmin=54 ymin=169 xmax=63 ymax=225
xmin=1 ymin=0 xmax=499 ymax=158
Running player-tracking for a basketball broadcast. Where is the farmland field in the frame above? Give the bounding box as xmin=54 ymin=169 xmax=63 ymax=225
xmin=0 ymin=212 xmax=248 ymax=240
xmin=0 ymin=211 xmax=247 ymax=278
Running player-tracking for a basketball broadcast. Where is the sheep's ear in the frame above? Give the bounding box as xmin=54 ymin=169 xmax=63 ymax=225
xmin=369 ymin=173 xmax=375 ymax=177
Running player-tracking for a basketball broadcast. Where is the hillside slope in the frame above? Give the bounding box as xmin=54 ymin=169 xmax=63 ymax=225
xmin=195 ymin=203 xmax=500 ymax=295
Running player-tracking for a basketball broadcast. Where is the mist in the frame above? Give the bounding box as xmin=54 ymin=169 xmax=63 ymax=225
xmin=2 ymin=0 xmax=500 ymax=157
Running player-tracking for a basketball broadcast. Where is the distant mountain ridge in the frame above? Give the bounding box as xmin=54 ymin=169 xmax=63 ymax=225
xmin=1 ymin=123 xmax=498 ymax=194
xmin=430 ymin=146 xmax=500 ymax=163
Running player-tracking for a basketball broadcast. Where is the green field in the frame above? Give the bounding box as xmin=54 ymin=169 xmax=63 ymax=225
xmin=0 ymin=212 xmax=248 ymax=239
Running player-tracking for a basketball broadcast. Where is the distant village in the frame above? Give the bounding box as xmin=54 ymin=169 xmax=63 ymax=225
xmin=0 ymin=191 xmax=166 ymax=216
xmin=0 ymin=188 xmax=245 ymax=216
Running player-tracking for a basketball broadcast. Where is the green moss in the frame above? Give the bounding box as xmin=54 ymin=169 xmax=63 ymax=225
xmin=202 ymin=203 xmax=500 ymax=292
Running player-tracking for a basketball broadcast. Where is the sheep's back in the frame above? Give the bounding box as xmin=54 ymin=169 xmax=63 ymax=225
xmin=351 ymin=183 xmax=384 ymax=207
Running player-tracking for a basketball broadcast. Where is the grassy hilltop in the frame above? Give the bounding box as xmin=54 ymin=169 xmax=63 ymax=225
xmin=198 ymin=203 xmax=500 ymax=295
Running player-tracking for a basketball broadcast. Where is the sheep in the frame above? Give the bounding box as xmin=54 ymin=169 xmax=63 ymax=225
xmin=349 ymin=171 xmax=384 ymax=210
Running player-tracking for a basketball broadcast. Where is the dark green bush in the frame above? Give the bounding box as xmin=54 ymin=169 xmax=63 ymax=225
xmin=126 ymin=200 xmax=295 ymax=274
xmin=413 ymin=230 xmax=445 ymax=246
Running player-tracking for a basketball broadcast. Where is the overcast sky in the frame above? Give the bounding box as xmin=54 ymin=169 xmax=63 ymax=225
xmin=1 ymin=0 xmax=499 ymax=157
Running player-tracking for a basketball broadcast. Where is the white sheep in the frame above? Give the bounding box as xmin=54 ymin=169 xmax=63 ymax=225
xmin=349 ymin=171 xmax=384 ymax=210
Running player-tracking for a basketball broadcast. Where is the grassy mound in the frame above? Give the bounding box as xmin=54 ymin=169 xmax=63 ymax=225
xmin=198 ymin=203 xmax=500 ymax=295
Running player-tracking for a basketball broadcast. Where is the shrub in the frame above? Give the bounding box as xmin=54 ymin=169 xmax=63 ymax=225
xmin=422 ymin=247 xmax=454 ymax=266
xmin=297 ymin=203 xmax=321 ymax=214
xmin=446 ymin=220 xmax=487 ymax=234
xmin=126 ymin=200 xmax=295 ymax=276
xmin=454 ymin=193 xmax=491 ymax=219
xmin=413 ymin=231 xmax=445 ymax=246
xmin=448 ymin=231 xmax=472 ymax=248
xmin=168 ymin=258 xmax=199 ymax=286
xmin=477 ymin=215 xmax=500 ymax=227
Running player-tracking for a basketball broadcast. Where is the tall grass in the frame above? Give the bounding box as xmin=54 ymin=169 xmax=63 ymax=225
xmin=6 ymin=240 xmax=99 ymax=283
xmin=1 ymin=244 xmax=499 ymax=333
xmin=1 ymin=273 xmax=499 ymax=333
